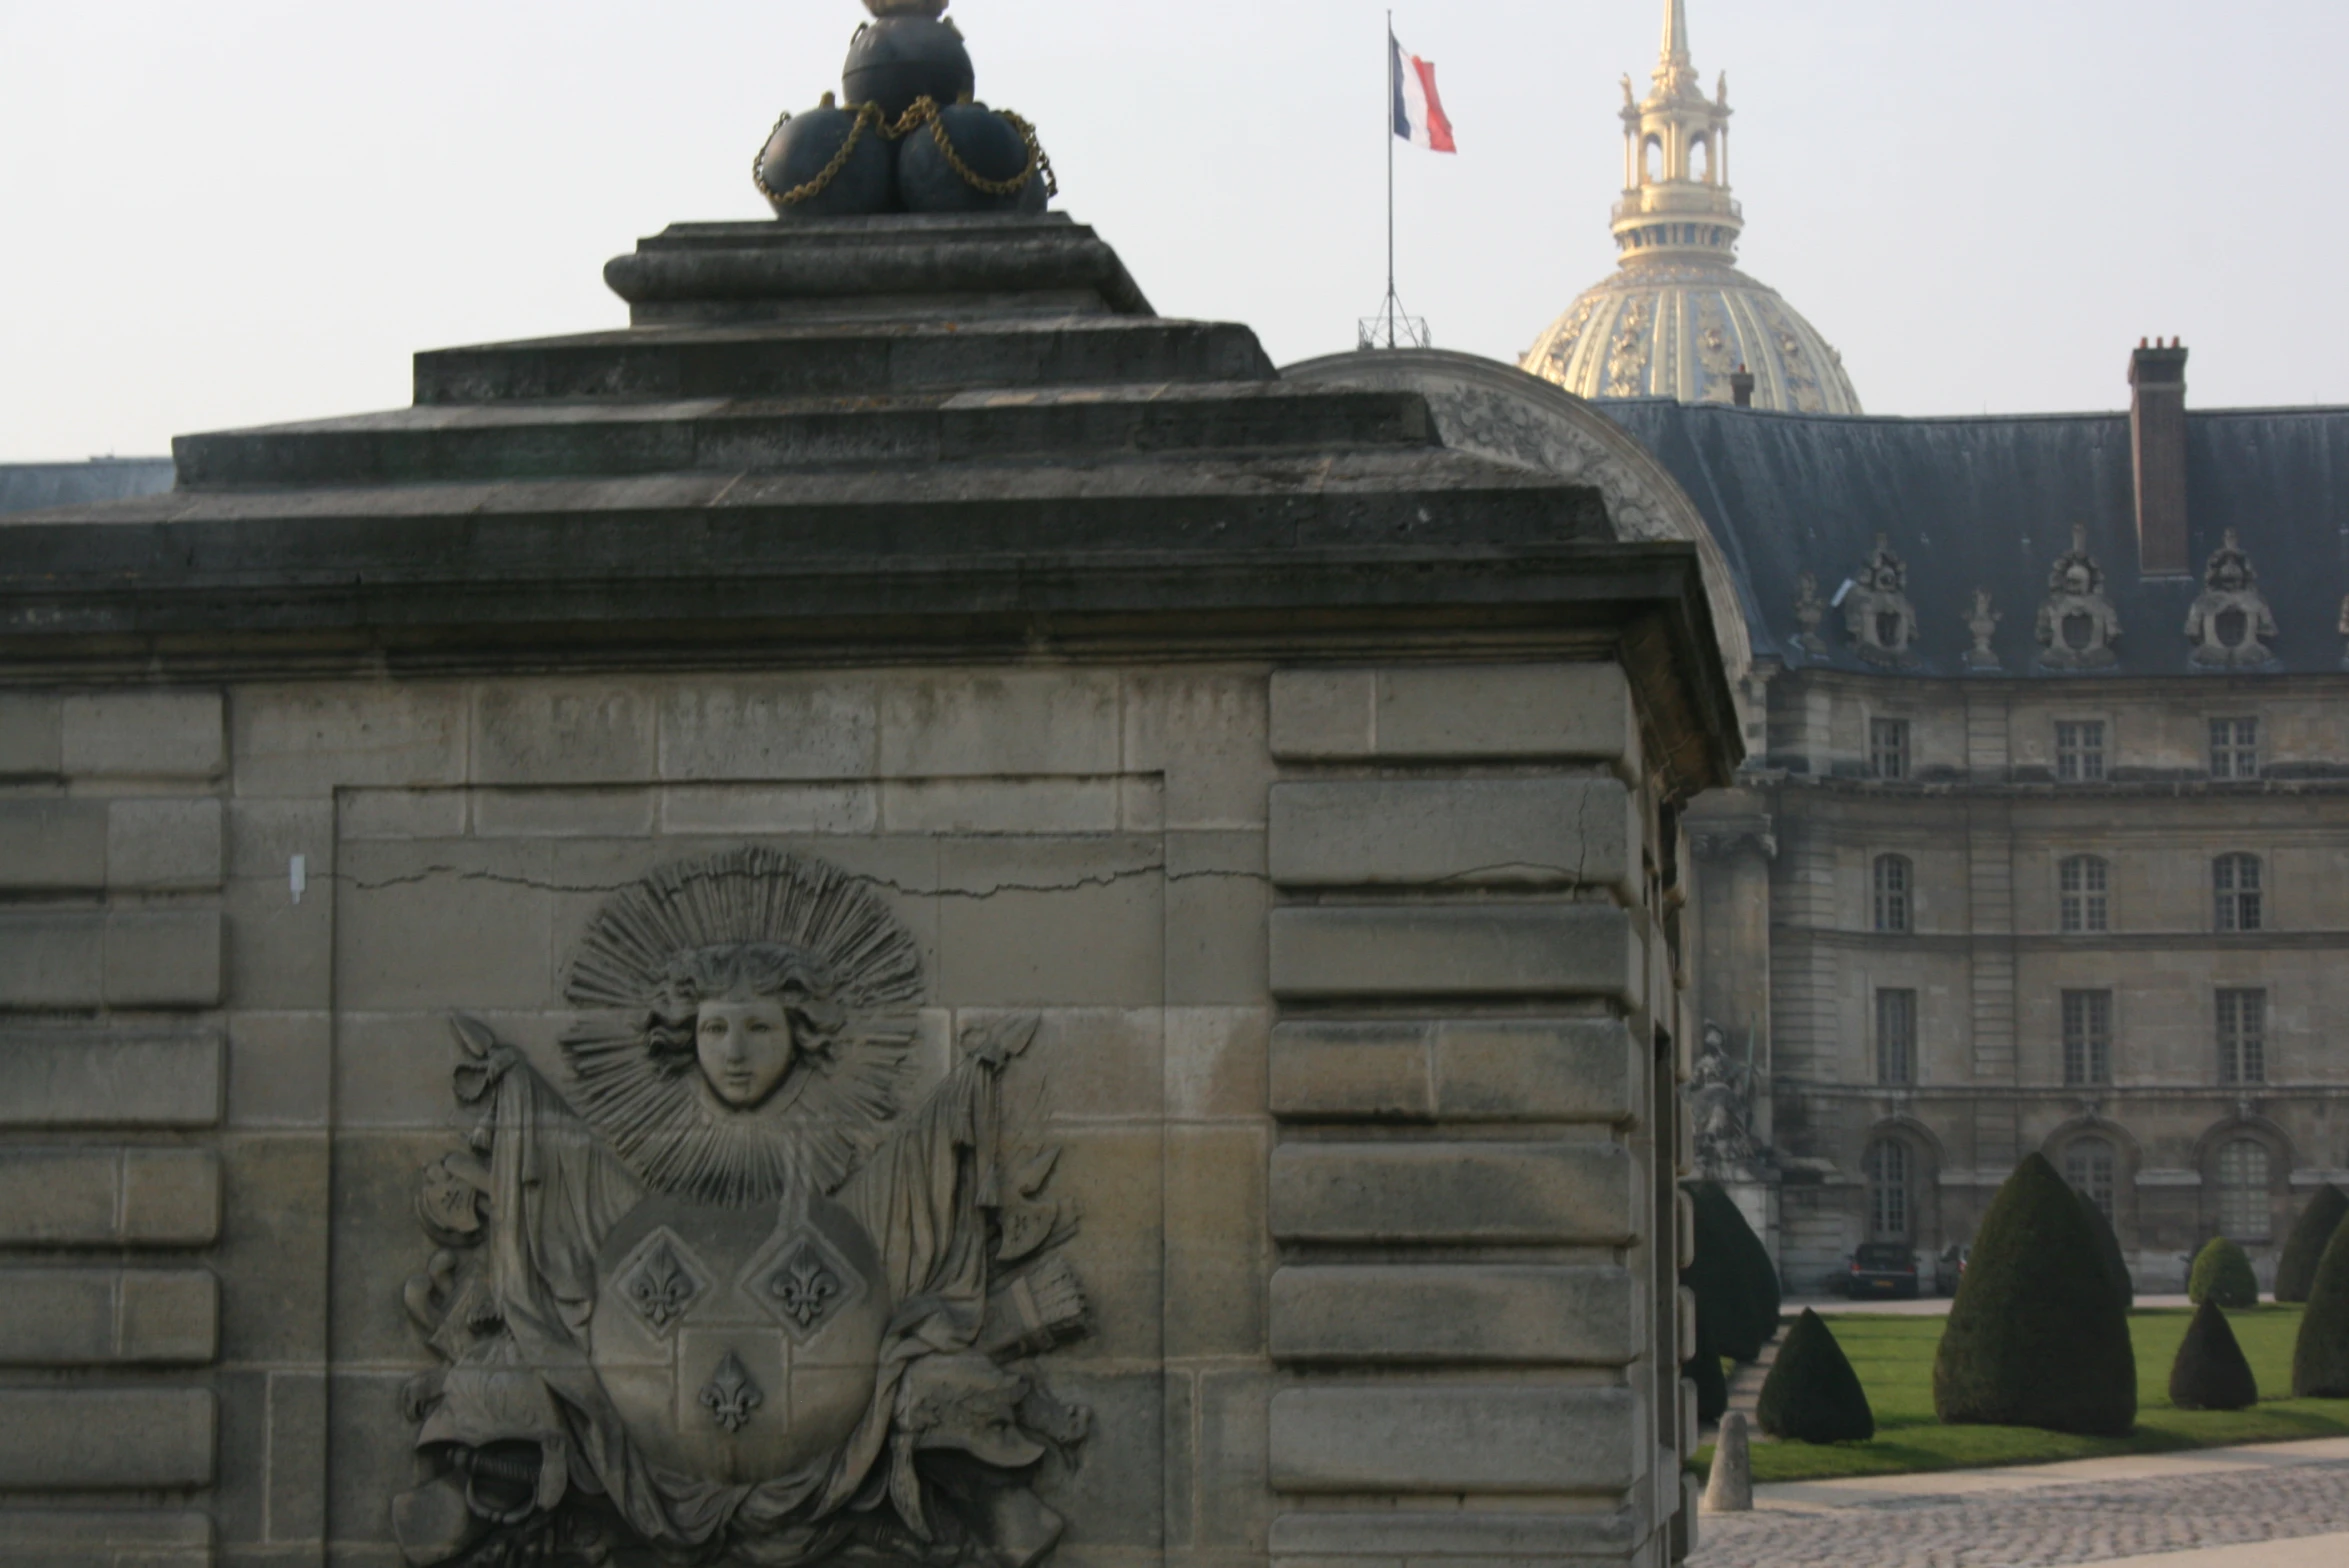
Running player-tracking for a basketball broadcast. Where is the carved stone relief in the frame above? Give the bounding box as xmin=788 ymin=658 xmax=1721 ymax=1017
xmin=2036 ymin=526 xmax=2123 ymax=670
xmin=395 ymin=848 xmax=1089 ymax=1568
xmin=1605 ymin=296 xmax=1655 ymax=398
xmin=1841 ymin=536 xmax=1918 ymax=666
xmin=2185 ymin=530 xmax=2279 ymax=670
xmin=1963 ymin=588 xmax=2003 ymax=672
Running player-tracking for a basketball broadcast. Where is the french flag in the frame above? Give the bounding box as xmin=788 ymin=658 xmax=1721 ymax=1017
xmin=1391 ymin=35 xmax=1456 ymax=153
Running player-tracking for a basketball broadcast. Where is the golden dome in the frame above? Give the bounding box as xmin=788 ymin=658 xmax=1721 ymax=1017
xmin=1521 ymin=1 xmax=1862 ymax=416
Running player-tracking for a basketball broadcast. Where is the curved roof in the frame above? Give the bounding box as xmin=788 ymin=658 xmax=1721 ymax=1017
xmin=1524 ymin=261 xmax=1862 ymax=415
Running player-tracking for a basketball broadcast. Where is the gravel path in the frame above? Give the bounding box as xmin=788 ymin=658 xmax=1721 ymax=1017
xmin=1691 ymin=1454 xmax=2349 ymax=1567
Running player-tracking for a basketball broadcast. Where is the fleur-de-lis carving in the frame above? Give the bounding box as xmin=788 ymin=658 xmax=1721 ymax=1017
xmin=772 ymin=1251 xmax=842 ymax=1330
xmin=698 ymin=1351 xmax=763 ymax=1434
xmin=622 ymin=1238 xmax=702 ymax=1332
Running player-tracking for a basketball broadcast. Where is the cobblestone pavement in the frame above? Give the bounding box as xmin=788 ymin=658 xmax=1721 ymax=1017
xmin=1690 ymin=1456 xmax=2349 ymax=1567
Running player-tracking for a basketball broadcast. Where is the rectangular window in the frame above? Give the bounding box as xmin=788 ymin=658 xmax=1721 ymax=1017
xmin=1869 ymin=718 xmax=1912 ymax=781
xmin=2063 ymin=989 xmax=2113 ymax=1085
xmin=2211 ymin=717 xmax=2261 ymax=780
xmin=2215 ymin=855 xmax=2265 ymax=933
xmin=2218 ymin=989 xmax=2267 ymax=1085
xmin=2056 ymin=720 xmax=2107 ymax=782
xmin=1876 ymin=988 xmax=1917 ymax=1086
xmin=2059 ymin=856 xmax=2110 ymax=934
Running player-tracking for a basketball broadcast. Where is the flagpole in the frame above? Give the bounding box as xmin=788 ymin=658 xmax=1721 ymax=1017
xmin=1385 ymin=10 xmax=1397 ymax=349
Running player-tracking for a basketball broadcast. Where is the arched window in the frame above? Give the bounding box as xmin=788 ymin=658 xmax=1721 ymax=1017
xmin=1874 ymin=854 xmax=1913 ymax=933
xmin=1865 ymin=1139 xmax=1911 ymax=1240
xmin=1689 ymin=136 xmax=1712 ymax=183
xmin=2215 ymin=854 xmax=2263 ymax=932
xmin=2215 ymin=1138 xmax=2272 ymax=1241
xmin=2059 ymin=855 xmax=2110 ymax=934
xmin=1643 ymin=135 xmax=1665 ymax=184
xmin=2064 ymin=1137 xmax=2118 ymax=1222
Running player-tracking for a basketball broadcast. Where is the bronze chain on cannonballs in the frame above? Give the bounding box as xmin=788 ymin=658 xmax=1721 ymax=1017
xmin=752 ymin=99 xmax=886 ymax=208
xmin=753 ymin=93 xmax=1058 ymax=208
xmin=884 ymin=97 xmax=1057 ymax=200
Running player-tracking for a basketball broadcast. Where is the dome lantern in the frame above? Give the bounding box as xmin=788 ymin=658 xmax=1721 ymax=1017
xmin=1523 ymin=0 xmax=1861 ymax=414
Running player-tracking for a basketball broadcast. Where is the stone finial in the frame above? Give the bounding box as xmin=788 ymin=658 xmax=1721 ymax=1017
xmin=1793 ymin=572 xmax=1829 ymax=657
xmin=1843 ymin=535 xmax=1918 ymax=667
xmin=865 ymin=0 xmax=949 ymax=15
xmin=2185 ymin=528 xmax=2278 ymax=670
xmin=1702 ymin=1411 xmax=1753 ymax=1512
xmin=2037 ymin=524 xmax=2122 ymax=670
xmin=1964 ymin=588 xmax=2002 ymax=672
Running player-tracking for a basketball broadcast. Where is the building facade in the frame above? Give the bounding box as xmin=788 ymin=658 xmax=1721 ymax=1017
xmin=1522 ymin=2 xmax=2349 ymax=1293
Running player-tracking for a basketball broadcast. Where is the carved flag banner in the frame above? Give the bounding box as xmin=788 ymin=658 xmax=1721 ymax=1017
xmin=1391 ymin=35 xmax=1456 ymax=152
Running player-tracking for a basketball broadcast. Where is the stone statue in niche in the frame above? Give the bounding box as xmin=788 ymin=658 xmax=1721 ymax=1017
xmin=1792 ymin=572 xmax=1829 ymax=657
xmin=1963 ymin=588 xmax=2002 ymax=672
xmin=1841 ymin=536 xmax=1918 ymax=667
xmin=1686 ymin=1022 xmax=1768 ymax=1177
xmin=2185 ymin=530 xmax=2279 ymax=670
xmin=2036 ymin=525 xmax=2122 ymax=671
xmin=396 ymin=848 xmax=1090 ymax=1568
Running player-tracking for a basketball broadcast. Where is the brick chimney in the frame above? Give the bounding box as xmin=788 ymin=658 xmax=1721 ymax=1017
xmin=2129 ymin=338 xmax=2190 ymax=575
xmin=1730 ymin=364 xmax=1756 ymax=408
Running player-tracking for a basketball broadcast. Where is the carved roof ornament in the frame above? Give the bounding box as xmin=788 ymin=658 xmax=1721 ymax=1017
xmin=1963 ymin=588 xmax=2003 ymax=672
xmin=1842 ymin=534 xmax=1919 ymax=667
xmin=392 ymin=847 xmax=1094 ymax=1568
xmin=2185 ymin=529 xmax=2279 ymax=670
xmin=2036 ymin=525 xmax=2122 ymax=670
xmin=1793 ymin=571 xmax=1829 ymax=657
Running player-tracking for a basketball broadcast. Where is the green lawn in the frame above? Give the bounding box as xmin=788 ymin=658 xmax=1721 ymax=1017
xmin=1691 ymin=1305 xmax=2349 ymax=1484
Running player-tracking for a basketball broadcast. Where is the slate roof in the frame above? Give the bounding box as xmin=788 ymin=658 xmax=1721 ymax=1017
xmin=1600 ymin=399 xmax=2349 ymax=677
xmin=0 ymin=459 xmax=175 ymax=518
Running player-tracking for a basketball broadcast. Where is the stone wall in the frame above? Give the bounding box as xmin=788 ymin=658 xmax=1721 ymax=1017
xmin=0 ymin=654 xmax=1710 ymax=1567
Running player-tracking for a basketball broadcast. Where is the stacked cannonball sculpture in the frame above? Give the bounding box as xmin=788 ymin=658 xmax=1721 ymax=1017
xmin=755 ymin=0 xmax=1055 ymax=219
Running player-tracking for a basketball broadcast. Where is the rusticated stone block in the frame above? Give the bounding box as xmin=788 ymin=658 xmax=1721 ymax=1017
xmin=1270 ymin=1018 xmax=1638 ymax=1123
xmin=0 ymin=1269 xmax=218 ymax=1365
xmin=0 ymin=696 xmax=62 ymax=778
xmin=107 ymin=798 xmax=226 ymax=890
xmin=60 ymin=690 xmax=224 ymax=780
xmin=0 ymin=1149 xmax=222 ymax=1247
xmin=1269 ymin=777 xmax=1637 ymax=894
xmin=472 ymin=682 xmax=656 ymax=784
xmin=879 ymin=671 xmax=1122 ymax=778
xmin=1269 ymin=1384 xmax=1636 ymax=1493
xmin=0 ymin=800 xmax=108 ymax=890
xmin=0 ymin=913 xmax=102 ymax=1007
xmin=0 ymin=1029 xmax=224 ymax=1128
xmin=658 ymin=680 xmax=879 ymax=780
xmin=1269 ymin=665 xmax=1634 ymax=765
xmin=103 ymin=911 xmax=225 ymax=1008
xmin=0 ymin=1388 xmax=217 ymax=1489
xmin=1269 ymin=1141 xmax=1635 ymax=1244
xmin=0 ymin=1509 xmax=212 ymax=1566
xmin=1269 ymin=1264 xmax=1636 ymax=1365
xmin=1268 ymin=904 xmax=1640 ymax=1003
xmin=1269 ymin=1508 xmax=1640 ymax=1557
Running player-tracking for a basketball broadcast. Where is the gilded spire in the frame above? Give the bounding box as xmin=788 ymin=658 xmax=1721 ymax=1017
xmin=1662 ymin=0 xmax=1691 ymax=68
xmin=1653 ymin=0 xmax=1701 ymax=99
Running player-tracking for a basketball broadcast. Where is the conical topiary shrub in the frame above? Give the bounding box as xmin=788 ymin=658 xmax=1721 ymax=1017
xmin=1685 ymin=1350 xmax=1728 ymax=1423
xmin=1757 ymin=1308 xmax=1875 ymax=1443
xmin=2292 ymin=1210 xmax=2349 ymax=1396
xmin=1933 ymin=1152 xmax=2137 ymax=1435
xmin=2189 ymin=1237 xmax=2260 ymax=1309
xmin=2169 ymin=1299 xmax=2258 ymax=1411
xmin=1685 ymin=1182 xmax=1777 ymax=1364
xmin=2078 ymin=1188 xmax=2134 ymax=1312
xmin=2277 ymin=1185 xmax=2349 ymax=1305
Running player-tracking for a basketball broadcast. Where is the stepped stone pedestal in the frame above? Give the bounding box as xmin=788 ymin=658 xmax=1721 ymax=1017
xmin=0 ymin=212 xmax=1736 ymax=1568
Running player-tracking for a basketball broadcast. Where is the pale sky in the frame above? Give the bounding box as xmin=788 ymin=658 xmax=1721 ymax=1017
xmin=2 ymin=0 xmax=2344 ymax=461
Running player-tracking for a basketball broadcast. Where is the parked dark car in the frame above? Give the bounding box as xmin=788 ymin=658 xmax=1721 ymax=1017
xmin=1845 ymin=1242 xmax=1922 ymax=1299
xmin=1935 ymin=1243 xmax=1971 ymax=1296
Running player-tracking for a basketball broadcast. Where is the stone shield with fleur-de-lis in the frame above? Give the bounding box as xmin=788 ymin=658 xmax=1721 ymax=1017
xmin=588 ymin=1195 xmax=888 ymax=1485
